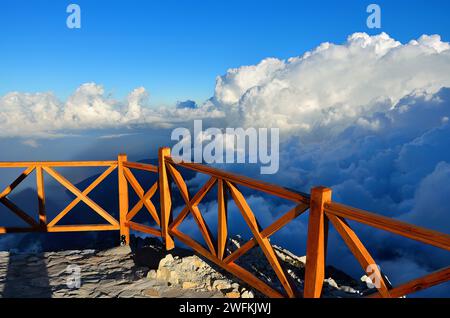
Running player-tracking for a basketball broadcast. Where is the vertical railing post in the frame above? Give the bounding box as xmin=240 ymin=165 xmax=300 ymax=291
xmin=118 ymin=154 xmax=130 ymax=245
xmin=159 ymin=147 xmax=175 ymax=250
xmin=217 ymin=179 xmax=228 ymax=260
xmin=304 ymin=186 xmax=332 ymax=298
xmin=36 ymin=166 xmax=47 ymax=230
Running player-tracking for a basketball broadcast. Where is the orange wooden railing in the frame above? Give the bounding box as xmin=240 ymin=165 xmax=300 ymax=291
xmin=0 ymin=160 xmax=120 ymax=234
xmin=1 ymin=147 xmax=449 ymax=298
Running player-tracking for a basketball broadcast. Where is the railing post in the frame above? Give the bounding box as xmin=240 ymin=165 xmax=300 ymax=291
xmin=217 ymin=179 xmax=228 ymax=260
xmin=159 ymin=147 xmax=175 ymax=250
xmin=36 ymin=166 xmax=47 ymax=230
xmin=304 ymin=186 xmax=332 ymax=298
xmin=118 ymin=154 xmax=130 ymax=245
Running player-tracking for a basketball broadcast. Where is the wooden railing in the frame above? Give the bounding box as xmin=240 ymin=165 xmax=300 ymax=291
xmin=0 ymin=160 xmax=120 ymax=233
xmin=1 ymin=148 xmax=449 ymax=298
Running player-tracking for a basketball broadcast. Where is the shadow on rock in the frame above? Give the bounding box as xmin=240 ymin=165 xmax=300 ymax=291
xmin=130 ymin=236 xmax=194 ymax=269
xmin=2 ymin=252 xmax=52 ymax=298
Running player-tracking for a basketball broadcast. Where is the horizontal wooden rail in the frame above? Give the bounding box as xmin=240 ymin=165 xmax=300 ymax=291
xmin=0 ymin=161 xmax=117 ymax=168
xmin=126 ymin=221 xmax=161 ymax=237
xmin=47 ymin=224 xmax=120 ymax=232
xmin=0 ymin=227 xmax=40 ymax=234
xmin=325 ymin=202 xmax=450 ymax=251
xmin=165 ymin=157 xmax=310 ymax=204
xmin=122 ymin=161 xmax=158 ymax=173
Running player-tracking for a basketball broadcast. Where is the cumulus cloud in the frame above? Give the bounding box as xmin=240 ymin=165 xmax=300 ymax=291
xmin=210 ymin=33 xmax=450 ymax=137
xmin=2 ymin=32 xmax=450 ymax=140
xmin=0 ymin=83 xmax=222 ymax=138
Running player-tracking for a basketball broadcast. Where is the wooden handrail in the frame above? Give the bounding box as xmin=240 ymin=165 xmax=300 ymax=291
xmin=325 ymin=202 xmax=450 ymax=251
xmin=0 ymin=161 xmax=117 ymax=167
xmin=122 ymin=161 xmax=158 ymax=172
xmin=165 ymin=157 xmax=310 ymax=204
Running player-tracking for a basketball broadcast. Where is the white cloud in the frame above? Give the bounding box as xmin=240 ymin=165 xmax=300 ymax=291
xmin=211 ymin=33 xmax=450 ymax=137
xmin=21 ymin=139 xmax=39 ymax=148
xmin=2 ymin=33 xmax=450 ymax=139
xmin=0 ymin=83 xmax=223 ymax=138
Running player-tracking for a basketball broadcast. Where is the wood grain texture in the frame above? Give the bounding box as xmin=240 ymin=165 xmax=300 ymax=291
xmin=217 ymin=179 xmax=228 ymax=260
xmin=304 ymin=186 xmax=331 ymax=298
xmin=118 ymin=154 xmax=130 ymax=244
xmin=159 ymin=147 xmax=175 ymax=250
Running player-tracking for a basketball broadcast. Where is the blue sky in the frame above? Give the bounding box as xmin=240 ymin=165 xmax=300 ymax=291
xmin=1 ymin=0 xmax=450 ymax=105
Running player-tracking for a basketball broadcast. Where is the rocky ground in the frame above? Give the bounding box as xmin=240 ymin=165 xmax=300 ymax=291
xmin=0 ymin=235 xmax=375 ymax=298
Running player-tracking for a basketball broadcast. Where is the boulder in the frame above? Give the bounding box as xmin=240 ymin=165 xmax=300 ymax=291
xmin=182 ymin=281 xmax=198 ymax=289
xmin=225 ymin=291 xmax=241 ymax=298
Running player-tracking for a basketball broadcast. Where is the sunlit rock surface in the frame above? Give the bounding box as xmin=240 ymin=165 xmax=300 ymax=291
xmin=0 ymin=236 xmax=373 ymax=298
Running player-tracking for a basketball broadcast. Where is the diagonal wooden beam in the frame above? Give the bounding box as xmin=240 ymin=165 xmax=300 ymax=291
xmin=224 ymin=203 xmax=309 ymax=264
xmin=327 ymin=213 xmax=391 ymax=298
xmin=170 ymin=176 xmax=217 ymax=229
xmin=0 ymin=166 xmax=35 ymax=199
xmin=166 ymin=163 xmax=217 ymax=256
xmin=47 ymin=165 xmax=117 ymax=227
xmin=43 ymin=166 xmax=119 ymax=226
xmin=123 ymin=167 xmax=161 ymax=225
xmin=126 ymin=181 xmax=159 ymax=224
xmin=226 ymin=181 xmax=297 ymax=298
xmin=368 ymin=266 xmax=450 ymax=298
xmin=0 ymin=197 xmax=39 ymax=228
xmin=166 ymin=163 xmax=190 ymax=202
